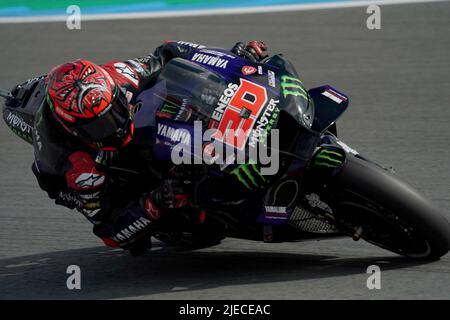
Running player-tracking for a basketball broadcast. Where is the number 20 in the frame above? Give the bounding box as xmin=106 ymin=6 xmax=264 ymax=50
xmin=215 ymin=79 xmax=268 ymax=150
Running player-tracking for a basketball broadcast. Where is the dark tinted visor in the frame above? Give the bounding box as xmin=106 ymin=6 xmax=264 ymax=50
xmin=74 ymin=91 xmax=131 ymax=145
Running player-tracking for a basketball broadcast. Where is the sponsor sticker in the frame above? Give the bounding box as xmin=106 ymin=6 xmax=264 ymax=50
xmin=268 ymin=70 xmax=276 ymax=88
xmin=112 ymin=217 xmax=152 ymax=242
xmin=321 ymin=88 xmax=347 ymax=104
xmin=212 ymin=79 xmax=268 ymax=150
xmin=191 ymin=53 xmax=229 ymax=69
xmin=211 ymin=82 xmax=239 ymax=122
xmin=75 ymin=173 xmax=105 ymax=189
xmin=249 ymin=98 xmax=279 ymax=148
xmin=281 ymin=75 xmax=308 ymax=100
xmin=242 ymin=66 xmax=257 ymax=76
xmin=157 ymin=123 xmax=191 ymax=145
xmin=6 ymin=111 xmax=33 ymax=136
xmin=264 ymin=206 xmax=288 ymax=219
xmin=258 ymin=66 xmax=263 ymax=75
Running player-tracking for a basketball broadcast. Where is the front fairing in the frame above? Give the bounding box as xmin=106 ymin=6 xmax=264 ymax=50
xmin=132 ymin=49 xmax=315 ymax=151
xmin=186 ymin=50 xmax=315 ymax=132
xmin=264 ymin=54 xmax=315 ymax=131
xmin=129 ymin=48 xmax=323 ymax=227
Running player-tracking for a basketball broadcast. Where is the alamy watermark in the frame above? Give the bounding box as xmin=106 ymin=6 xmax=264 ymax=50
xmin=66 ymin=5 xmax=81 ymax=30
xmin=167 ymin=121 xmax=280 ymax=176
xmin=366 ymin=265 xmax=381 ymax=290
xmin=366 ymin=5 xmax=381 ymax=30
xmin=66 ymin=265 xmax=81 ymax=290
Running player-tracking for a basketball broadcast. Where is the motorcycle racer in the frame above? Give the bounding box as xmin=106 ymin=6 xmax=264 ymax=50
xmin=6 ymin=40 xmax=268 ymax=255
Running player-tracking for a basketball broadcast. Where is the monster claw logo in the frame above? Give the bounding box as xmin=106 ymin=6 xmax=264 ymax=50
xmin=160 ymin=103 xmax=179 ymax=115
xmin=313 ymin=148 xmax=345 ymax=169
xmin=231 ymin=163 xmax=266 ymax=190
xmin=281 ymin=75 xmax=309 ymax=100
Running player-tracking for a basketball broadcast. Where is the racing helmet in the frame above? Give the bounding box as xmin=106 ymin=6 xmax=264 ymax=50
xmin=45 ymin=59 xmax=133 ymax=150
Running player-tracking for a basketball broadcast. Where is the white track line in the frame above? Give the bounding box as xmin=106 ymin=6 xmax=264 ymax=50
xmin=0 ymin=0 xmax=448 ymax=24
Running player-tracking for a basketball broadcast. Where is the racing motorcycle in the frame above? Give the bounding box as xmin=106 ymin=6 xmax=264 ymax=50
xmin=2 ymin=46 xmax=450 ymax=259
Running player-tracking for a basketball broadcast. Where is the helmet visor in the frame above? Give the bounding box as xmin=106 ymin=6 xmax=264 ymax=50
xmin=73 ymin=91 xmax=132 ymax=148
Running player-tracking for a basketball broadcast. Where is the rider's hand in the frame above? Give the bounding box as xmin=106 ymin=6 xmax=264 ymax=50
xmin=245 ymin=41 xmax=268 ymax=61
xmin=231 ymin=41 xmax=268 ymax=62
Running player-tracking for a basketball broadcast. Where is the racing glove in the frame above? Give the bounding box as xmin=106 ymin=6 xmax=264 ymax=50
xmin=231 ymin=41 xmax=268 ymax=62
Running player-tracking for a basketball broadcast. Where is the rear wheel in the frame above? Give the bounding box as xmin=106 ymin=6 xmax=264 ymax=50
xmin=326 ymin=155 xmax=450 ymax=259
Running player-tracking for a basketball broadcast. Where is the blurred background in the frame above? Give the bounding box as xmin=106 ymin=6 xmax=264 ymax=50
xmin=0 ymin=0 xmax=370 ymax=17
xmin=0 ymin=0 xmax=449 ymax=299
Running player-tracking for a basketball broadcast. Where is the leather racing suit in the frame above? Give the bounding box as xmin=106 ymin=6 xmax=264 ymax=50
xmin=31 ymin=40 xmax=268 ymax=252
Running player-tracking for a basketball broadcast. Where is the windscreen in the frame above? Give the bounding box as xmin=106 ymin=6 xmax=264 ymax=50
xmin=155 ymin=58 xmax=228 ymax=124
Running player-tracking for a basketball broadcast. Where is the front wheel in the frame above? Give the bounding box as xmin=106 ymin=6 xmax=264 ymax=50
xmin=324 ymin=155 xmax=450 ymax=259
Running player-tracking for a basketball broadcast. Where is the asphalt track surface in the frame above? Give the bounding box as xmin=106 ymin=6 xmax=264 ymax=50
xmin=0 ymin=2 xmax=450 ymax=300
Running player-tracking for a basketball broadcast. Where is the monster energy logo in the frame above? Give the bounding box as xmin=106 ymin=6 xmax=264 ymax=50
xmin=5 ymin=111 xmax=33 ymax=143
xmin=313 ymin=149 xmax=344 ymax=168
xmin=281 ymin=75 xmax=309 ymax=100
xmin=231 ymin=163 xmax=266 ymax=190
xmin=160 ymin=103 xmax=178 ymax=115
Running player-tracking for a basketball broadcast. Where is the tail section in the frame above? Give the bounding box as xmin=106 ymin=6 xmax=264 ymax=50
xmin=2 ymin=76 xmax=46 ymax=145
